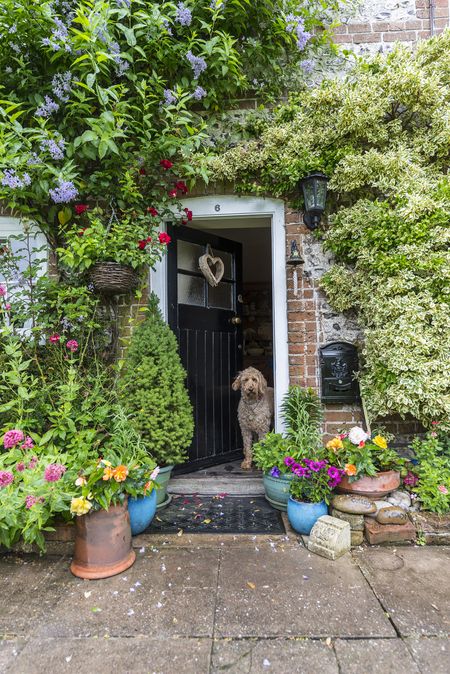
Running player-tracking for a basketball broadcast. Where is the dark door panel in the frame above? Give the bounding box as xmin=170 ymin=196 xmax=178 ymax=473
xmin=167 ymin=225 xmax=243 ymax=472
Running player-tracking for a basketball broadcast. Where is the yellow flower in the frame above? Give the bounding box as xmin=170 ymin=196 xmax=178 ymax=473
xmin=70 ymin=497 xmax=92 ymax=516
xmin=102 ymin=466 xmax=114 ymax=481
xmin=373 ymin=435 xmax=387 ymax=449
xmin=326 ymin=437 xmax=344 ymax=452
xmin=113 ymin=465 xmax=129 ymax=482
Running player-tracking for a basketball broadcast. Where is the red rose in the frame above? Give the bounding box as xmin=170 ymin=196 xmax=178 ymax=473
xmin=77 ymin=228 xmax=87 ymax=236
xmin=139 ymin=168 xmax=146 ymax=175
xmin=168 ymin=189 xmax=177 ymax=198
xmin=175 ymin=180 xmax=188 ymax=194
xmin=160 ymin=159 xmax=173 ymax=170
xmin=358 ymin=441 xmax=365 ymax=448
xmin=183 ymin=208 xmax=193 ymax=221
xmin=158 ymin=232 xmax=171 ymax=245
xmin=138 ymin=240 xmax=147 ymax=250
xmin=147 ymin=207 xmax=159 ymax=216
xmin=49 ymin=334 xmax=61 ymax=344
xmin=181 ymin=218 xmax=188 ymax=225
xmin=75 ymin=204 xmax=89 ymax=215
xmin=146 ymin=236 xmax=152 ymax=243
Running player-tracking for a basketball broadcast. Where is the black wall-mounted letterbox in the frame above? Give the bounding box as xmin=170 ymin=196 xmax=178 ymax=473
xmin=320 ymin=342 xmax=360 ymax=403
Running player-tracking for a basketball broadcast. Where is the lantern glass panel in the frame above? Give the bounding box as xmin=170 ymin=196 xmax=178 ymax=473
xmin=302 ymin=180 xmax=316 ymax=211
xmin=316 ymin=179 xmax=327 ymax=210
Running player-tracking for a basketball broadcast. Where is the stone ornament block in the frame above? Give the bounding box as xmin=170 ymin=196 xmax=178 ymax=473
xmin=351 ymin=530 xmax=364 ymax=547
xmin=330 ymin=508 xmax=364 ymax=531
xmin=307 ymin=515 xmax=351 ymax=560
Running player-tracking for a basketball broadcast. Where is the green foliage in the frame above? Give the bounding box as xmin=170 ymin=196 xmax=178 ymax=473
xmin=252 ymin=432 xmax=293 ymax=474
xmin=209 ymin=31 xmax=450 ymax=427
xmin=407 ymin=430 xmax=450 ymax=514
xmin=119 ymin=294 xmax=194 ymax=466
xmin=281 ymin=386 xmax=323 ymax=453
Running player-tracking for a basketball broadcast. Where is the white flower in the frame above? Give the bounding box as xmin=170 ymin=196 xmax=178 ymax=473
xmin=348 ymin=426 xmax=369 ymax=445
xmin=150 ymin=467 xmax=160 ymax=481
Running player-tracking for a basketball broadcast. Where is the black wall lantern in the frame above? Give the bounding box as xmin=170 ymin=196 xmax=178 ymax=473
xmin=300 ymin=172 xmax=328 ymax=231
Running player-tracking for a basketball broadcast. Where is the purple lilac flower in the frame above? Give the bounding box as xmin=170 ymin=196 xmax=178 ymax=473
xmin=285 ymin=14 xmax=311 ymax=51
xmin=36 ymin=96 xmax=60 ymax=118
xmin=40 ymin=138 xmax=65 ymax=161
xmin=163 ymin=89 xmax=177 ymax=105
xmin=51 ymin=72 xmax=72 ymax=102
xmin=49 ymin=179 xmax=78 ymax=204
xmin=301 ymin=59 xmax=314 ymax=73
xmin=5 ymin=66 xmax=12 ymax=74
xmin=109 ymin=41 xmax=130 ymax=77
xmin=175 ymin=2 xmax=192 ymax=26
xmin=44 ymin=463 xmax=66 ymax=482
xmin=9 ymin=24 xmax=17 ymax=34
xmin=42 ymin=17 xmax=72 ymax=52
xmin=25 ymin=495 xmax=37 ymax=509
xmin=0 ymin=471 xmax=14 ymax=488
xmin=10 ymin=42 xmax=21 ymax=54
xmin=1 ymin=169 xmax=31 ymax=190
xmin=270 ymin=466 xmax=281 ymax=478
xmin=3 ymin=429 xmax=24 ymax=449
xmin=27 ymin=153 xmax=42 ymax=166
xmin=193 ymin=85 xmax=207 ymax=100
xmin=163 ymin=19 xmax=173 ymax=35
xmin=117 ymin=0 xmax=131 ymax=7
xmin=186 ymin=50 xmax=207 ymax=79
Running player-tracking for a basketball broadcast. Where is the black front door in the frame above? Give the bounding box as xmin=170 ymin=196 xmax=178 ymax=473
xmin=167 ymin=225 xmax=243 ymax=471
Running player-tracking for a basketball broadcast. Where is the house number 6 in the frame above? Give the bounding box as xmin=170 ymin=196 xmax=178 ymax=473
xmin=215 ymin=204 xmax=221 ymax=212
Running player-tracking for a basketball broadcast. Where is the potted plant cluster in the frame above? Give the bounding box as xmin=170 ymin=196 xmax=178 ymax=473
xmin=325 ymin=427 xmax=404 ymax=499
xmin=119 ymin=295 xmax=194 ymax=507
xmin=286 ymin=456 xmax=345 ymax=535
xmin=253 ymin=386 xmax=324 ymax=511
xmin=58 ymin=208 xmax=171 ymax=295
xmin=70 ymin=448 xmax=159 ymax=580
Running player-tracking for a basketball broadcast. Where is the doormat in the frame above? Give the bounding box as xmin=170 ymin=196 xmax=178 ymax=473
xmin=144 ymin=495 xmax=285 ymax=535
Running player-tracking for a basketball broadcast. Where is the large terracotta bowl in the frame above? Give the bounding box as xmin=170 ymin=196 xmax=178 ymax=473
xmin=336 ymin=470 xmax=400 ymax=499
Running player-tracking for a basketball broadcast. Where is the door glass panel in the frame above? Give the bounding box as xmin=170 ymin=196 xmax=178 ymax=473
xmin=208 ymin=281 xmax=233 ymax=309
xmin=214 ymin=250 xmax=233 ymax=279
xmin=178 ymin=240 xmax=203 ymax=273
xmin=178 ymin=273 xmax=205 ymax=306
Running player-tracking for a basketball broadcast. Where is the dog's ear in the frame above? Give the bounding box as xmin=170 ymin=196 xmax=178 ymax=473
xmin=232 ymin=372 xmax=242 ymax=391
xmin=256 ymin=370 xmax=268 ymax=398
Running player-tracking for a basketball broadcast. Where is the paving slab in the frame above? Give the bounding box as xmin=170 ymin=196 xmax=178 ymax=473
xmin=354 ymin=547 xmax=450 ymax=636
xmin=0 ymin=554 xmax=70 ymax=637
xmin=34 ymin=547 xmax=219 ymax=639
xmin=406 ymin=637 xmax=450 ymax=674
xmin=334 ymin=638 xmax=420 ymax=674
xmin=8 ymin=636 xmax=212 ymax=674
xmin=215 ymin=542 xmax=395 ymax=638
xmin=211 ymin=638 xmax=338 ymax=673
xmin=0 ymin=639 xmax=27 ymax=672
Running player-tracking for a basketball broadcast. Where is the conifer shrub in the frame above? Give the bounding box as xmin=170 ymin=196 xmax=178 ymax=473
xmin=119 ymin=295 xmax=193 ymax=467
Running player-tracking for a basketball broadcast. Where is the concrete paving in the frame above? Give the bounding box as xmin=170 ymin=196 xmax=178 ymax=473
xmin=0 ymin=537 xmax=449 ymax=674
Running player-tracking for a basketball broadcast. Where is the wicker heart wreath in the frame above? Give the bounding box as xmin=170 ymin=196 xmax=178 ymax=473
xmin=199 ymin=245 xmax=225 ymax=287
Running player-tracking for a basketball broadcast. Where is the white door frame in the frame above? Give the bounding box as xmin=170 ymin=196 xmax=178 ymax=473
xmin=151 ymin=195 xmax=288 ymax=432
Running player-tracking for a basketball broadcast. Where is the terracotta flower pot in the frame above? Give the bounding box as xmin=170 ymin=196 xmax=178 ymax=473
xmin=70 ymin=501 xmax=136 ymax=580
xmin=336 ymin=470 xmax=400 ymax=499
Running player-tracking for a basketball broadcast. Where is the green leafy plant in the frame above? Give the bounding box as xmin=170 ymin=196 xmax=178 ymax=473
xmin=252 ymin=432 xmax=293 ymax=475
xmin=119 ymin=294 xmax=194 ymax=466
xmin=325 ymin=427 xmax=404 ymax=481
xmin=281 ymin=386 xmax=323 ymax=453
xmin=405 ymin=430 xmax=450 ymax=514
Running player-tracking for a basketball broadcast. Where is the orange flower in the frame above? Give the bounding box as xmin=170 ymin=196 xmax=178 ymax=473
xmin=344 ymin=463 xmax=357 ymax=476
xmin=326 ymin=437 xmax=343 ymax=452
xmin=113 ymin=465 xmax=129 ymax=482
xmin=102 ymin=466 xmax=114 ymax=481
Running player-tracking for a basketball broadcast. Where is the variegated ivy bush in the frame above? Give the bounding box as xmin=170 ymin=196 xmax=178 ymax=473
xmin=207 ymin=31 xmax=450 ymax=428
xmin=0 ymin=0 xmax=341 ymax=248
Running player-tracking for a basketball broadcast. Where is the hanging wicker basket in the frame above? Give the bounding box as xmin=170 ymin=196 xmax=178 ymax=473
xmin=89 ymin=262 xmax=139 ymax=295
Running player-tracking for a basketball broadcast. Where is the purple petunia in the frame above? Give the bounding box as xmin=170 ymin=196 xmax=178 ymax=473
xmin=49 ymin=179 xmax=78 ymax=204
xmin=284 ymin=456 xmax=295 ymax=467
xmin=175 ymin=2 xmax=192 ymax=26
xmin=186 ymin=50 xmax=207 ymax=79
xmin=270 ymin=466 xmax=281 ymax=478
xmin=327 ymin=466 xmax=341 ymax=480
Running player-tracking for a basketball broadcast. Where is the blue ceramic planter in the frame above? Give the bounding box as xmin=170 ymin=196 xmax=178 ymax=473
xmin=128 ymin=489 xmax=157 ymax=536
xmin=287 ymin=497 xmax=328 ymax=535
xmin=263 ymin=472 xmax=295 ymax=511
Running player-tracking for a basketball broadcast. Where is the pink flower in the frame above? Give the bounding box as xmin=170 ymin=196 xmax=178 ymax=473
xmin=25 ymin=495 xmax=37 ymax=509
xmin=21 ymin=436 xmax=34 ymax=450
xmin=403 ymin=471 xmax=419 ymax=487
xmin=49 ymin=333 xmax=60 ymax=344
xmin=0 ymin=471 xmax=14 ymax=488
xmin=430 ymin=431 xmax=437 ymax=438
xmin=44 ymin=463 xmax=66 ymax=482
xmin=66 ymin=339 xmax=79 ymax=353
xmin=0 ymin=285 xmax=6 ymax=297
xmin=3 ymin=429 xmax=24 ymax=449
xmin=438 ymin=485 xmax=448 ymax=495
xmin=16 ymin=462 xmax=26 ymax=472
xmin=28 ymin=456 xmax=38 ymax=470
xmin=5 ymin=303 xmax=11 ymax=311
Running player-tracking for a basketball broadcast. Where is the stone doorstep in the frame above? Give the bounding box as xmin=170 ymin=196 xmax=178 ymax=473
xmin=364 ymin=517 xmax=416 ymax=545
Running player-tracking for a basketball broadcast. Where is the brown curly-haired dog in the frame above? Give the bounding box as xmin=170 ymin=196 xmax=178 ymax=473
xmin=232 ymin=367 xmax=274 ymax=470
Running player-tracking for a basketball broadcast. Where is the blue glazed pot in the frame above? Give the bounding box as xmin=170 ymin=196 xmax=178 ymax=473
xmin=263 ymin=472 xmax=295 ymax=511
xmin=128 ymin=489 xmax=157 ymax=536
xmin=287 ymin=497 xmax=328 ymax=535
